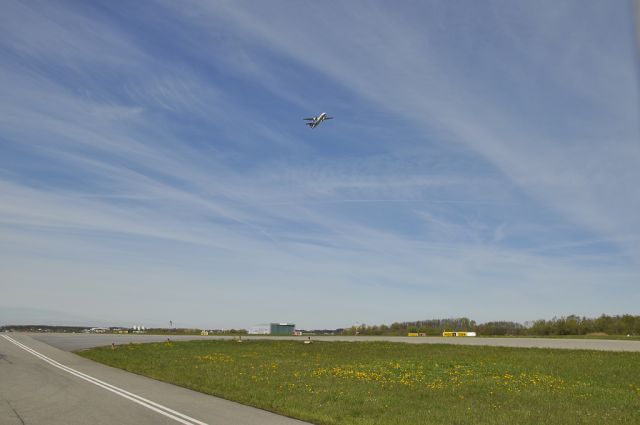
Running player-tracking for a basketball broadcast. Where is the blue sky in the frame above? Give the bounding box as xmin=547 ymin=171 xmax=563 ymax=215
xmin=1 ymin=1 xmax=639 ymax=329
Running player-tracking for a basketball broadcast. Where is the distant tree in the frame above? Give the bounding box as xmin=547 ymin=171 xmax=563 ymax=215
xmin=336 ymin=314 xmax=639 ymax=337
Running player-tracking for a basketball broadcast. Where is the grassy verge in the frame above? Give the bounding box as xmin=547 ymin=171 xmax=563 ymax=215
xmin=79 ymin=340 xmax=640 ymax=425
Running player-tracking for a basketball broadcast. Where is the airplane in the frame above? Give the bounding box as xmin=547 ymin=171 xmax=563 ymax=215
xmin=303 ymin=112 xmax=333 ymax=128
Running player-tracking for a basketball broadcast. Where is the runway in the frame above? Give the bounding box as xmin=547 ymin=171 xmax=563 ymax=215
xmin=0 ymin=334 xmax=308 ymax=425
xmin=29 ymin=332 xmax=640 ymax=352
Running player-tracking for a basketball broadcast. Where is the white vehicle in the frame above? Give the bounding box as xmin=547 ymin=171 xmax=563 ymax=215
xmin=303 ymin=112 xmax=333 ymax=128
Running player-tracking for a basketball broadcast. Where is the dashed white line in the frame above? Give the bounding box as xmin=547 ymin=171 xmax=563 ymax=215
xmin=1 ymin=335 xmax=209 ymax=425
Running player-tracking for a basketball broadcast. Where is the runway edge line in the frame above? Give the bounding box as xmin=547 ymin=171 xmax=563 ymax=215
xmin=1 ymin=335 xmax=209 ymax=425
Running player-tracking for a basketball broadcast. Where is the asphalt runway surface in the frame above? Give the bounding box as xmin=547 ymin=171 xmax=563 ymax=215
xmin=0 ymin=333 xmax=309 ymax=425
xmin=30 ymin=332 xmax=640 ymax=352
xmin=2 ymin=333 xmax=639 ymax=425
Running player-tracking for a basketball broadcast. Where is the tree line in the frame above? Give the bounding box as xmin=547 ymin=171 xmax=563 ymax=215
xmin=341 ymin=314 xmax=640 ymax=336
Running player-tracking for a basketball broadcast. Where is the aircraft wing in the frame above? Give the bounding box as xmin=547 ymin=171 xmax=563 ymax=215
xmin=303 ymin=118 xmax=316 ymax=120
xmin=324 ymin=117 xmax=333 ymax=120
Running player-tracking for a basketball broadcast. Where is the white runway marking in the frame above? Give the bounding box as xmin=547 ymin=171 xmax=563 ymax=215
xmin=1 ymin=335 xmax=209 ymax=425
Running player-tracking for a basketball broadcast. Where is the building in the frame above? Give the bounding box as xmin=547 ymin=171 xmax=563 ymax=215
xmin=248 ymin=324 xmax=270 ymax=335
xmin=248 ymin=323 xmax=296 ymax=335
xmin=270 ymin=323 xmax=295 ymax=335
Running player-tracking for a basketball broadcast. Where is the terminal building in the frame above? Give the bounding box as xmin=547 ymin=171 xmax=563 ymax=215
xmin=248 ymin=323 xmax=295 ymax=335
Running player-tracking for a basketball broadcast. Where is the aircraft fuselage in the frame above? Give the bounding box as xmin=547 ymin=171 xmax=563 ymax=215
xmin=304 ymin=112 xmax=332 ymax=128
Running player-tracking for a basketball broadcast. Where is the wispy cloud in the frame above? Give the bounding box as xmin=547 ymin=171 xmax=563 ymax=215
xmin=198 ymin=1 xmax=640 ymax=258
xmin=1 ymin=1 xmax=638 ymax=327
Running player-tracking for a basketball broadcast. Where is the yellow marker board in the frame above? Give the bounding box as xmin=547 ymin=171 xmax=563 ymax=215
xmin=442 ymin=331 xmax=477 ymax=337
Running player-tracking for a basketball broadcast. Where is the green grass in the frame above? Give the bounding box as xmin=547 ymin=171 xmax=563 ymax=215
xmin=79 ymin=340 xmax=640 ymax=424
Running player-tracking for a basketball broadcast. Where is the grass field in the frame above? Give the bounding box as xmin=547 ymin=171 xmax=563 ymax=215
xmin=79 ymin=340 xmax=640 ymax=424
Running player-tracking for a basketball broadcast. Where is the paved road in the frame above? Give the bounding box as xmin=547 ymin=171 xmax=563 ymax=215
xmin=0 ymin=334 xmax=309 ymax=425
xmin=30 ymin=332 xmax=640 ymax=352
